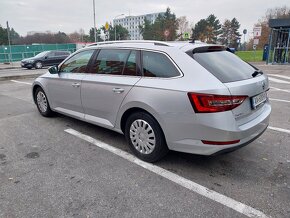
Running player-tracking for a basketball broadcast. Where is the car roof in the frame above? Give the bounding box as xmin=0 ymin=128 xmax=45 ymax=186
xmin=86 ymin=40 xmax=216 ymax=53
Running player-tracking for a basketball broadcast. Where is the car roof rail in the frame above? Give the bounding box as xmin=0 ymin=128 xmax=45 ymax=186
xmin=88 ymin=40 xmax=171 ymax=47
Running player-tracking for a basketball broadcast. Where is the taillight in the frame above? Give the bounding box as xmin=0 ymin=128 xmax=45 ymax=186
xmin=188 ymin=93 xmax=247 ymax=113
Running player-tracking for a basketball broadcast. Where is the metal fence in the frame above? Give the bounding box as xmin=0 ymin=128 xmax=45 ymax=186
xmin=0 ymin=43 xmax=77 ymax=63
xmin=267 ymin=28 xmax=290 ymax=64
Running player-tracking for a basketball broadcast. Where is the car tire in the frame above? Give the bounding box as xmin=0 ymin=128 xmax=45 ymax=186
xmin=34 ymin=87 xmax=53 ymax=117
xmin=125 ymin=112 xmax=168 ymax=162
xmin=27 ymin=67 xmax=32 ymax=70
xmin=35 ymin=61 xmax=43 ymax=69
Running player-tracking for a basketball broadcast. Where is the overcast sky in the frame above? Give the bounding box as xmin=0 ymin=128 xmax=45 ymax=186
xmin=0 ymin=0 xmax=289 ymax=41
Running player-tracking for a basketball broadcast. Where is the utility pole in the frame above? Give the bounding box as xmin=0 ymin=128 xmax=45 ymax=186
xmin=6 ymin=21 xmax=12 ymax=65
xmin=92 ymin=0 xmax=96 ymax=42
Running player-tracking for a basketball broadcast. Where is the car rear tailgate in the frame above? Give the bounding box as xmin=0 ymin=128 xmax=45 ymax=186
xmin=224 ymin=74 xmax=269 ymax=126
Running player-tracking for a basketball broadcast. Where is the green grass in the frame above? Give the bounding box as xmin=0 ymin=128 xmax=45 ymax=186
xmin=236 ymin=50 xmax=263 ymax=62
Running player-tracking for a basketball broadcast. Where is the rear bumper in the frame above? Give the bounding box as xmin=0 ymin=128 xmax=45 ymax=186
xmin=212 ymin=124 xmax=268 ymax=155
xmin=163 ymin=103 xmax=271 ymax=155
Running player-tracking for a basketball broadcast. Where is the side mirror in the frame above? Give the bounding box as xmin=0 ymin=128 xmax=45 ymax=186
xmin=48 ymin=66 xmax=58 ymax=74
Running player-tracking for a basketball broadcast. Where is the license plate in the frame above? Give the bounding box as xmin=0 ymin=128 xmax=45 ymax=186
xmin=251 ymin=92 xmax=267 ymax=109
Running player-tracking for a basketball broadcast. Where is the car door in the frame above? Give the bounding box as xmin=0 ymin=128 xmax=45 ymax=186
xmin=81 ymin=49 xmax=141 ymax=129
xmin=54 ymin=51 xmax=68 ymax=65
xmin=43 ymin=51 xmax=56 ymax=66
xmin=47 ymin=49 xmax=95 ymax=119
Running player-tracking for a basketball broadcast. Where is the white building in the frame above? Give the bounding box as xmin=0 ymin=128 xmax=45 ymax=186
xmin=113 ymin=12 xmax=164 ymax=40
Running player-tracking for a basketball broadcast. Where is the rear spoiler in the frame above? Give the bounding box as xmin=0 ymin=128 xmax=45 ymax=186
xmin=186 ymin=45 xmax=234 ymax=56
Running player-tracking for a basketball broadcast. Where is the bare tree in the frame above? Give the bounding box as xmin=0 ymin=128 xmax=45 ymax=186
xmin=69 ymin=31 xmax=81 ymax=42
xmin=177 ymin=16 xmax=190 ymax=40
xmin=253 ymin=6 xmax=290 ymax=49
xmin=79 ymin=28 xmax=85 ymax=42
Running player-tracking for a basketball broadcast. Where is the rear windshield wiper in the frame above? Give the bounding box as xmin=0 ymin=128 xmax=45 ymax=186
xmin=252 ymin=70 xmax=263 ymax=77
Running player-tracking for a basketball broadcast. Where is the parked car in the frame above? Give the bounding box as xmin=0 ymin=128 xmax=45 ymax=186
xmin=21 ymin=50 xmax=71 ymax=69
xmin=32 ymin=40 xmax=271 ymax=162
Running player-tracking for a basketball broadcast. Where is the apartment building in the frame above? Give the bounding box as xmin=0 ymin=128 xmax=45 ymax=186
xmin=113 ymin=12 xmax=164 ymax=40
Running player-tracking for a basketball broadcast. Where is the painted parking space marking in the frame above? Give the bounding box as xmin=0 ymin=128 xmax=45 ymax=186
xmin=65 ymin=128 xmax=268 ymax=218
xmin=268 ymin=74 xmax=290 ymax=80
xmin=268 ymin=77 xmax=290 ymax=84
xmin=269 ymin=98 xmax=290 ymax=103
xmin=268 ymin=126 xmax=290 ymax=134
xmin=10 ymin=80 xmax=32 ymax=85
xmin=270 ymin=86 xmax=290 ymax=93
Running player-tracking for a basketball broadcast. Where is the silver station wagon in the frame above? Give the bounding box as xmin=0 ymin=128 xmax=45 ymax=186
xmin=32 ymin=41 xmax=271 ymax=162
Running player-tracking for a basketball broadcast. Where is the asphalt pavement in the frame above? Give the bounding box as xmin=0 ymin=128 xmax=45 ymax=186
xmin=0 ymin=64 xmax=289 ymax=217
xmin=0 ymin=68 xmax=46 ymax=81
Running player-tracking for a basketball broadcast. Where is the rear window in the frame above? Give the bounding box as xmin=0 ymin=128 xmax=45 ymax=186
xmin=193 ymin=51 xmax=256 ymax=83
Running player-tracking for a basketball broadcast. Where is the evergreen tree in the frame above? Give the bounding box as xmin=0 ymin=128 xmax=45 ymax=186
xmin=192 ymin=19 xmax=208 ymax=42
xmin=192 ymin=14 xmax=221 ymax=43
xmin=0 ymin=25 xmax=20 ymax=45
xmin=219 ymin=18 xmax=241 ymax=49
xmin=230 ymin=18 xmax=241 ymax=49
xmin=140 ymin=7 xmax=178 ymax=41
xmin=89 ymin=28 xmax=103 ymax=42
xmin=219 ymin=19 xmax=232 ymax=46
xmin=100 ymin=25 xmax=129 ymax=41
xmin=205 ymin=14 xmax=221 ymax=43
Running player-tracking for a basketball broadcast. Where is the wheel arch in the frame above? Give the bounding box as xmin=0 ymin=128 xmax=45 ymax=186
xmin=32 ymin=84 xmax=41 ymax=104
xmin=119 ymin=105 xmax=166 ymax=141
xmin=32 ymin=82 xmax=47 ymax=105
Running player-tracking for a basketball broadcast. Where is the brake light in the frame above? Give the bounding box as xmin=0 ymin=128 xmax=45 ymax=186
xmin=188 ymin=93 xmax=247 ymax=113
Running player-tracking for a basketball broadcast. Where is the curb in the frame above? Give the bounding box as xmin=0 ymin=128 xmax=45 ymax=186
xmin=0 ymin=73 xmax=42 ymax=81
xmin=0 ymin=67 xmax=21 ymax=70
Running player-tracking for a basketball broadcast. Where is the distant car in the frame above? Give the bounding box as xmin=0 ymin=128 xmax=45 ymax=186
xmin=32 ymin=40 xmax=271 ymax=162
xmin=21 ymin=50 xmax=71 ymax=69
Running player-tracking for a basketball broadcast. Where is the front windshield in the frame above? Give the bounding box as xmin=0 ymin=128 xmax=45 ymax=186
xmin=34 ymin=51 xmax=49 ymax=58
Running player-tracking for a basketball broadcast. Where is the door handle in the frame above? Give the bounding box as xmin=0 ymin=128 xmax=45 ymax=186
xmin=112 ymin=88 xmax=124 ymax=94
xmin=72 ymin=82 xmax=80 ymax=87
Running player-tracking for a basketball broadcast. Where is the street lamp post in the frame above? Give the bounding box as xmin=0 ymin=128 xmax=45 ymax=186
xmin=114 ymin=14 xmax=124 ymax=41
xmin=243 ymin=29 xmax=247 ymax=51
xmin=6 ymin=21 xmax=12 ymax=65
xmin=92 ymin=0 xmax=97 ymax=42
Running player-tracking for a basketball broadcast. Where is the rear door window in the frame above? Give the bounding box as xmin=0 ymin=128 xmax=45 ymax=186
xmin=47 ymin=52 xmax=56 ymax=58
xmin=123 ymin=50 xmax=138 ymax=76
xmin=91 ymin=49 xmax=130 ymax=75
xmin=193 ymin=51 xmax=256 ymax=83
xmin=142 ymin=51 xmax=180 ymax=78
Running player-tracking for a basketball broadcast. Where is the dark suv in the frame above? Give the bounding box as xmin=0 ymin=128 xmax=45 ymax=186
xmin=21 ymin=50 xmax=71 ymax=69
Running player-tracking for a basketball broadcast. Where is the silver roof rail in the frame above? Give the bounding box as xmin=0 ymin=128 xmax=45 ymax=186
xmin=88 ymin=40 xmax=171 ymax=47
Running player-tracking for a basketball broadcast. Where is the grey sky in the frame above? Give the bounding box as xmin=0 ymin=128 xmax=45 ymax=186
xmin=0 ymin=0 xmax=289 ymax=41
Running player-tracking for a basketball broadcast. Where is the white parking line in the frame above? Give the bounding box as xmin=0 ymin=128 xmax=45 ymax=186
xmin=270 ymin=86 xmax=290 ymax=93
xmin=10 ymin=80 xmax=32 ymax=85
xmin=64 ymin=128 xmax=268 ymax=218
xmin=268 ymin=77 xmax=290 ymax=84
xmin=268 ymin=126 xmax=290 ymax=134
xmin=268 ymin=74 xmax=290 ymax=80
xmin=269 ymin=98 xmax=290 ymax=103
